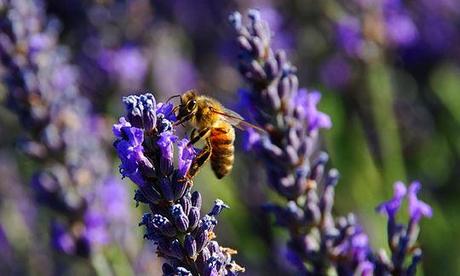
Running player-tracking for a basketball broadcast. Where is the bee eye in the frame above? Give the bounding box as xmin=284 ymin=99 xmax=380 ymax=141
xmin=187 ymin=100 xmax=196 ymax=111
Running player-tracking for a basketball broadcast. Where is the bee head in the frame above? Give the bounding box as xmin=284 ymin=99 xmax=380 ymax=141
xmin=176 ymin=90 xmax=199 ymax=124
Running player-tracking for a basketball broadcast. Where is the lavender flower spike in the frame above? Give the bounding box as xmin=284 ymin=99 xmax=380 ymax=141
xmin=376 ymin=181 xmax=407 ymax=219
xmin=375 ymin=181 xmax=432 ymax=275
xmin=230 ymin=10 xmax=431 ymax=275
xmin=230 ymin=10 xmax=370 ymax=274
xmin=1 ymin=0 xmax=131 ymax=257
xmin=114 ymin=93 xmax=243 ymax=275
xmin=408 ymin=181 xmax=433 ymax=223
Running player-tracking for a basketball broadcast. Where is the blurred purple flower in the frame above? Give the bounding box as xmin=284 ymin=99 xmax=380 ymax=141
xmin=383 ymin=0 xmax=418 ymax=47
xmin=51 ymin=222 xmax=76 ymax=255
xmin=292 ymin=89 xmax=332 ymax=133
xmin=98 ymin=46 xmax=148 ymax=90
xmin=385 ymin=13 xmax=417 ymax=47
xmin=336 ymin=17 xmax=364 ymax=58
xmin=376 ymin=181 xmax=432 ymax=274
xmin=408 ymin=181 xmax=433 ymax=223
xmin=258 ymin=6 xmax=293 ymax=51
xmin=334 ymin=0 xmax=419 ymax=59
xmin=1 ymin=0 xmax=133 ymax=257
xmin=84 ymin=210 xmax=110 ymax=246
xmin=99 ymin=177 xmax=131 ymax=221
xmin=376 ymin=181 xmax=407 ymax=218
xmin=151 ymin=32 xmax=198 ymax=97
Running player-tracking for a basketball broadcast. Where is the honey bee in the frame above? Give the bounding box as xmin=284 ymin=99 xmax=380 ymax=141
xmin=173 ymin=90 xmax=264 ymax=179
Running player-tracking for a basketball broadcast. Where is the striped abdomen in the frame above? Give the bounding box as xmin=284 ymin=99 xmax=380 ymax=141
xmin=209 ymin=125 xmax=235 ymax=179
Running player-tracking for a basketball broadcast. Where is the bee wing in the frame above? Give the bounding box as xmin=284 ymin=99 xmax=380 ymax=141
xmin=210 ymin=107 xmax=266 ymax=133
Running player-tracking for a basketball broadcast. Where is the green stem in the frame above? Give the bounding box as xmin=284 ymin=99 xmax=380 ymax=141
xmin=91 ymin=252 xmax=113 ymax=276
xmin=366 ymin=61 xmax=406 ymax=184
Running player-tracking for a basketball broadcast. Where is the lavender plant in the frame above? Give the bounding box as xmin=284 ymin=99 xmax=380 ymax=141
xmin=229 ymin=10 xmax=432 ymax=275
xmin=113 ymin=93 xmax=244 ymax=275
xmin=375 ymin=181 xmax=433 ymax=275
xmin=0 ymin=0 xmax=130 ymax=258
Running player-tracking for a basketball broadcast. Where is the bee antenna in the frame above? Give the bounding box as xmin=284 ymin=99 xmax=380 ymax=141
xmin=165 ymin=94 xmax=181 ymax=104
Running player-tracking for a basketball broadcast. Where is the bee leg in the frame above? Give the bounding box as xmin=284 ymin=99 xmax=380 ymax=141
xmin=187 ymin=140 xmax=211 ymax=179
xmin=188 ymin=127 xmax=211 ymax=146
xmin=189 ymin=128 xmax=196 ymax=141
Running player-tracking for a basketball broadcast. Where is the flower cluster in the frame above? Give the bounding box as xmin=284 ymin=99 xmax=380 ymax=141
xmin=375 ymin=181 xmax=432 ymax=274
xmin=0 ymin=0 xmax=130 ymax=257
xmin=400 ymin=0 xmax=460 ymax=69
xmin=335 ymin=0 xmax=417 ymax=59
xmin=113 ymin=93 xmax=243 ymax=275
xmin=51 ymin=0 xmax=199 ymax=108
xmin=230 ymin=10 xmax=432 ymax=275
xmin=229 ymin=9 xmax=331 ymax=200
xmin=320 ymin=0 xmax=418 ymax=89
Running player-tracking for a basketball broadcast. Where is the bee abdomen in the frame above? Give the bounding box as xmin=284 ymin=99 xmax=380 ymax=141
xmin=210 ymin=128 xmax=235 ymax=179
xmin=210 ymin=144 xmax=234 ymax=179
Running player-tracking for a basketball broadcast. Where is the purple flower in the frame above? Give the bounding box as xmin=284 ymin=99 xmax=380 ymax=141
xmin=84 ymin=210 xmax=110 ymax=246
xmin=408 ymin=181 xmax=433 ymax=223
xmin=231 ymin=11 xmax=372 ymax=274
xmin=176 ymin=138 xmax=196 ymax=178
xmin=258 ymin=6 xmax=293 ymax=51
xmin=376 ymin=181 xmax=432 ymax=223
xmin=113 ymin=118 xmax=151 ymax=185
xmin=122 ymin=94 xmax=158 ymax=130
xmin=99 ymin=177 xmax=131 ymax=221
xmin=376 ymin=181 xmax=407 ymax=218
xmin=151 ymin=40 xmax=198 ymax=96
xmin=385 ymin=13 xmax=418 ymax=47
xmin=336 ymin=17 xmax=363 ymax=58
xmin=157 ymin=131 xmax=178 ymax=174
xmin=230 ymin=10 xmax=430 ymax=275
xmin=293 ymin=89 xmax=332 ymax=133
xmin=375 ymin=181 xmax=432 ymax=273
xmin=243 ymin=128 xmax=261 ymax=151
xmin=1 ymin=0 xmax=133 ymax=258
xmin=52 ymin=222 xmax=75 ymax=255
xmin=382 ymin=0 xmax=418 ymax=47
xmin=98 ymin=46 xmax=148 ymax=90
xmin=113 ymin=93 xmax=243 ymax=275
xmin=357 ymin=260 xmax=375 ymax=276
xmin=208 ymin=199 xmax=230 ymax=217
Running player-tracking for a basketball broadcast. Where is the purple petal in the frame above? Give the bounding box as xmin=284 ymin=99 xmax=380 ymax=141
xmin=408 ymin=181 xmax=433 ymax=222
xmin=244 ymin=128 xmax=261 ymax=151
xmin=157 ymin=102 xmax=177 ymax=122
xmin=112 ymin=117 xmax=131 ymax=138
xmin=176 ymin=138 xmax=196 ymax=178
xmin=376 ymin=181 xmax=407 ymax=218
xmin=157 ymin=131 xmax=177 ymax=162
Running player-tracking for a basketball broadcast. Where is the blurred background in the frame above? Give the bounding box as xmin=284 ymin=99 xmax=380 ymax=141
xmin=1 ymin=0 xmax=459 ymax=275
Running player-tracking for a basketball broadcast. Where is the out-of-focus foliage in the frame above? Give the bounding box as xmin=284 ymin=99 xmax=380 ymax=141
xmin=0 ymin=0 xmax=458 ymax=275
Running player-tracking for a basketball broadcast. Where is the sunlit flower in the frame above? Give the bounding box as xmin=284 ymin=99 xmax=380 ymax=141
xmin=114 ymin=93 xmax=243 ymax=274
